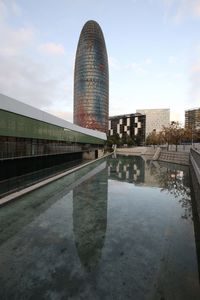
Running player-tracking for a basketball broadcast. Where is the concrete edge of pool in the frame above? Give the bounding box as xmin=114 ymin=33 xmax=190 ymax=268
xmin=0 ymin=152 xmax=113 ymax=207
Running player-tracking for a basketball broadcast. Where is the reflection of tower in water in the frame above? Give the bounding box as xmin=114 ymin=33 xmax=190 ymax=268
xmin=73 ymin=162 xmax=108 ymax=271
xmin=108 ymin=155 xmax=145 ymax=184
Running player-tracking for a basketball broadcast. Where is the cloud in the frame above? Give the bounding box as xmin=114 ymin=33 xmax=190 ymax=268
xmin=126 ymin=58 xmax=153 ymax=75
xmin=189 ymin=61 xmax=200 ymax=106
xmin=0 ymin=0 xmax=7 ymax=19
xmin=109 ymin=56 xmax=151 ymax=76
xmin=170 ymin=111 xmax=181 ymax=123
xmin=48 ymin=110 xmax=73 ymax=122
xmin=191 ymin=63 xmax=200 ymax=73
xmin=11 ymin=1 xmax=22 ymax=17
xmin=163 ymin=0 xmax=200 ymax=23
xmin=188 ymin=45 xmax=200 ymax=106
xmin=144 ymin=58 xmax=152 ymax=65
xmin=0 ymin=1 xmax=72 ymax=115
xmin=0 ymin=25 xmax=34 ymax=56
xmin=108 ymin=56 xmax=123 ymax=70
xmin=168 ymin=55 xmax=177 ymax=64
xmin=0 ymin=1 xmax=34 ymax=56
xmin=38 ymin=43 xmax=65 ymax=55
xmin=174 ymin=73 xmax=183 ymax=79
xmin=0 ymin=54 xmax=69 ymax=108
xmin=0 ymin=0 xmax=23 ymax=19
xmin=127 ymin=63 xmax=147 ymax=75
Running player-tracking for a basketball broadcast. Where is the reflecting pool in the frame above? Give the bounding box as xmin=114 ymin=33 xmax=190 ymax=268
xmin=0 ymin=155 xmax=200 ymax=299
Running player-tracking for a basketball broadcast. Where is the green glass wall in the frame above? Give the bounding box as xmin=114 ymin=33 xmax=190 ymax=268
xmin=0 ymin=110 xmax=105 ymax=145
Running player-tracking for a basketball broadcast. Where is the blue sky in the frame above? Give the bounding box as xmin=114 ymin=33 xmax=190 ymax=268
xmin=0 ymin=0 xmax=200 ymax=124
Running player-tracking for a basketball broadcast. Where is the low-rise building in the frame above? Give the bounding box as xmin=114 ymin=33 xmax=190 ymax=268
xmin=108 ymin=113 xmax=146 ymax=145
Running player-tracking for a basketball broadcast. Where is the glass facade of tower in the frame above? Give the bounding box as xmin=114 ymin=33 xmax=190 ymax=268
xmin=74 ymin=20 xmax=109 ymax=133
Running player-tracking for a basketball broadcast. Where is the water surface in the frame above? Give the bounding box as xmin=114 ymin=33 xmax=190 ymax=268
xmin=0 ymin=155 xmax=199 ymax=299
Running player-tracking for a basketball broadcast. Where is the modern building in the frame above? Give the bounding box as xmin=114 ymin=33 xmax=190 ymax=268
xmin=136 ymin=109 xmax=170 ymax=137
xmin=0 ymin=93 xmax=106 ymax=159
xmin=108 ymin=113 xmax=146 ymax=145
xmin=0 ymin=93 xmax=106 ymax=188
xmin=73 ymin=20 xmax=109 ymax=133
xmin=185 ymin=108 xmax=200 ymax=130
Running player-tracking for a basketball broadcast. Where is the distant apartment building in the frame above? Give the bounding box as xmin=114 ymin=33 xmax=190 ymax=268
xmin=185 ymin=108 xmax=200 ymax=130
xmin=108 ymin=113 xmax=146 ymax=145
xmin=136 ymin=109 xmax=170 ymax=137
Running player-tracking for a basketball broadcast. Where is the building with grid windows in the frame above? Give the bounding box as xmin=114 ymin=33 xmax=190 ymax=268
xmin=185 ymin=108 xmax=200 ymax=130
xmin=108 ymin=113 xmax=146 ymax=145
xmin=73 ymin=20 xmax=109 ymax=133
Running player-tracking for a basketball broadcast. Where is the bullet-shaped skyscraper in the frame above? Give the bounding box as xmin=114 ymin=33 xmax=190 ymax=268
xmin=73 ymin=20 xmax=109 ymax=133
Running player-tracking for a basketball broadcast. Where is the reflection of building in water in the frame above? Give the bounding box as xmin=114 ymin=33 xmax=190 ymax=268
xmin=108 ymin=155 xmax=190 ymax=190
xmin=73 ymin=162 xmax=108 ymax=271
xmin=107 ymin=156 xmax=191 ymax=218
xmin=143 ymin=160 xmax=162 ymax=188
xmin=108 ymin=155 xmax=145 ymax=184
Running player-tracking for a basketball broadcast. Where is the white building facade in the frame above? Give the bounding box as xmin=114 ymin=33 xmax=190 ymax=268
xmin=136 ymin=109 xmax=170 ymax=137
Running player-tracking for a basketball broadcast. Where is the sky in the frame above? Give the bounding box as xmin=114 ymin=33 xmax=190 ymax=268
xmin=0 ymin=0 xmax=200 ymax=125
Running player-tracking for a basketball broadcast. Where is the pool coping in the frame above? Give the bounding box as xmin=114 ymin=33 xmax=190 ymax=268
xmin=0 ymin=152 xmax=113 ymax=207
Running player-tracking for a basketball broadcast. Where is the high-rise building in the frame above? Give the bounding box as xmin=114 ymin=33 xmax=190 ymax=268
xmin=108 ymin=113 xmax=146 ymax=145
xmin=136 ymin=109 xmax=170 ymax=136
xmin=73 ymin=20 xmax=109 ymax=133
xmin=185 ymin=108 xmax=200 ymax=129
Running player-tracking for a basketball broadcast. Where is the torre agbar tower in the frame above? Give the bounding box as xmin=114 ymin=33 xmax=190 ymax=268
xmin=73 ymin=20 xmax=109 ymax=133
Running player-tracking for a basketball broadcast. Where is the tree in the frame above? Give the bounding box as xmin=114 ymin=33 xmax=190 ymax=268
xmin=107 ymin=134 xmax=120 ymax=147
xmin=162 ymin=122 xmax=184 ymax=151
xmin=146 ymin=122 xmax=200 ymax=151
xmin=146 ymin=130 xmax=159 ymax=148
xmin=126 ymin=135 xmax=134 ymax=146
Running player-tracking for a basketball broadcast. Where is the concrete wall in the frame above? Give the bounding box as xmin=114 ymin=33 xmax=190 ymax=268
xmin=158 ymin=150 xmax=189 ymax=165
xmin=161 ymin=143 xmax=200 ymax=152
xmin=98 ymin=149 xmax=104 ymax=158
xmin=116 ymin=147 xmax=156 ymax=157
xmin=83 ymin=149 xmax=105 ymax=160
xmin=190 ymin=149 xmax=200 ymax=221
xmin=83 ymin=150 xmax=96 ymax=160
